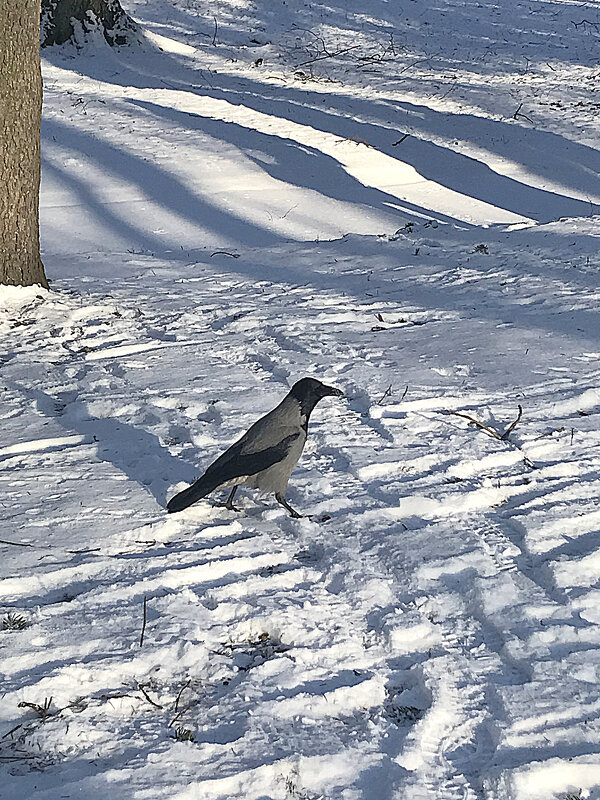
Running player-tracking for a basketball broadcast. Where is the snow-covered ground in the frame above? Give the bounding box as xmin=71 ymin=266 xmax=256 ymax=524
xmin=2 ymin=1 xmax=600 ymax=797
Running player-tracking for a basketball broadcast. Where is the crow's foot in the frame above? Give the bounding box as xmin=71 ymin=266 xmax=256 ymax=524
xmin=275 ymin=493 xmax=302 ymax=518
xmin=216 ymin=502 xmax=242 ymax=512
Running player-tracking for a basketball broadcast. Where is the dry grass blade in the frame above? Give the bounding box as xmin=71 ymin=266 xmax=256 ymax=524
xmin=0 ymin=754 xmax=33 ymax=761
xmin=377 ymin=384 xmax=393 ymax=405
xmin=1 ymin=723 xmax=23 ymax=740
xmin=295 ymin=44 xmax=360 ymax=67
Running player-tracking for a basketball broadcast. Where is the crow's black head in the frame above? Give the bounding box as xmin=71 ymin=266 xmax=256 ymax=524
xmin=289 ymin=378 xmax=343 ymax=419
xmin=291 ymin=377 xmax=343 ymax=400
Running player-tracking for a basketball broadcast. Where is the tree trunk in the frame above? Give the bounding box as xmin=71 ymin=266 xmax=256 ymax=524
xmin=41 ymin=0 xmax=137 ymax=48
xmin=0 ymin=0 xmax=49 ymax=289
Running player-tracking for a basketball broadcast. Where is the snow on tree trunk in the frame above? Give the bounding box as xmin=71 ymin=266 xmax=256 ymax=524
xmin=0 ymin=0 xmax=49 ymax=289
xmin=41 ymin=0 xmax=137 ymax=48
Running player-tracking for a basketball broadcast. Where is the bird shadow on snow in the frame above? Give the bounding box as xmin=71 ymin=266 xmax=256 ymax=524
xmin=15 ymin=383 xmax=198 ymax=508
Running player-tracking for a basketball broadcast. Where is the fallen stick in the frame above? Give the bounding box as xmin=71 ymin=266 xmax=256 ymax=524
xmin=442 ymin=405 xmax=534 ymax=468
xmin=500 ymin=405 xmax=523 ymax=440
xmin=445 ymin=405 xmax=523 ymax=441
xmin=295 ymin=45 xmax=360 ymax=67
xmin=139 ymin=595 xmax=147 ymax=648
xmin=173 ymin=681 xmax=191 ymax=713
xmin=137 ymin=684 xmax=163 ymax=709
xmin=168 ymin=699 xmax=198 ymax=728
xmin=444 ymin=409 xmax=503 ymax=440
xmin=0 ymin=539 xmax=32 ymax=547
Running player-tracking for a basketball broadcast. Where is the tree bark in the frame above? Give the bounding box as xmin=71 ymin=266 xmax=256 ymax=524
xmin=41 ymin=0 xmax=137 ymax=48
xmin=0 ymin=0 xmax=49 ymax=288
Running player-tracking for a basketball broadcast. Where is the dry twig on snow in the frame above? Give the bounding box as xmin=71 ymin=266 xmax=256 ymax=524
xmin=139 ymin=595 xmax=147 ymax=648
xmin=137 ymin=683 xmax=163 ymax=709
xmin=168 ymin=700 xmax=198 ymax=728
xmin=444 ymin=405 xmax=523 ymax=441
xmin=17 ymin=697 xmax=53 ymax=718
xmin=442 ymin=405 xmax=534 ymax=468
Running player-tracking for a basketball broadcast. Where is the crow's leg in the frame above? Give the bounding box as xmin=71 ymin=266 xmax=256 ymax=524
xmin=275 ymin=493 xmax=302 ymax=519
xmin=217 ymin=486 xmax=241 ymax=511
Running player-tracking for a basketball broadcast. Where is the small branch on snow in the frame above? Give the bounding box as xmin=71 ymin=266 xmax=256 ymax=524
xmin=173 ymin=680 xmax=191 ymax=713
xmin=137 ymin=683 xmax=163 ymax=709
xmin=168 ymin=699 xmax=198 ymax=728
xmin=500 ymin=405 xmax=523 ymax=440
xmin=572 ymin=19 xmax=600 ymax=33
xmin=441 ymin=406 xmax=535 ymax=468
xmin=444 ymin=409 xmax=503 ymax=440
xmin=377 ymin=384 xmax=393 ymax=405
xmin=444 ymin=405 xmax=523 ymax=442
xmin=295 ymin=44 xmax=360 ymax=68
xmin=392 ymin=134 xmax=410 ymax=146
xmin=211 ymin=16 xmax=218 ymax=46
xmin=0 ymin=538 xmax=33 ymax=548
xmin=210 ymin=250 xmax=240 ymax=258
xmin=139 ymin=595 xmax=147 ymax=648
xmin=512 ymin=103 xmax=533 ymax=123
xmin=376 ymin=384 xmax=408 ymax=405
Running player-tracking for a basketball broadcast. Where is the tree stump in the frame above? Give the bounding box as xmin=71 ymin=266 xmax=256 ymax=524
xmin=41 ymin=0 xmax=137 ymax=47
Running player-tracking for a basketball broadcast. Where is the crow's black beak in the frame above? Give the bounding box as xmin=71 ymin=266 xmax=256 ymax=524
xmin=323 ymin=384 xmax=344 ymax=398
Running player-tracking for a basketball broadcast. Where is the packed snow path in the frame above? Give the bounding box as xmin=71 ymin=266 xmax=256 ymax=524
xmin=3 ymin=0 xmax=600 ymax=798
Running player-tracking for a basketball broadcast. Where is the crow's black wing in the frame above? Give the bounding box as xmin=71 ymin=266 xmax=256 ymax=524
xmin=204 ymin=431 xmax=300 ymax=485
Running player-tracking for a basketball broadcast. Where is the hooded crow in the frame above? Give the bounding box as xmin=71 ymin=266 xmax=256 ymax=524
xmin=167 ymin=377 xmax=343 ymax=517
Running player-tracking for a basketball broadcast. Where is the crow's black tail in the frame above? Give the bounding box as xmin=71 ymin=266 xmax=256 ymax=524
xmin=167 ymin=476 xmax=220 ymax=513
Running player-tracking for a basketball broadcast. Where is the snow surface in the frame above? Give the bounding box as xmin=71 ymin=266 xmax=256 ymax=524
xmin=2 ymin=0 xmax=600 ymax=798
